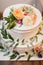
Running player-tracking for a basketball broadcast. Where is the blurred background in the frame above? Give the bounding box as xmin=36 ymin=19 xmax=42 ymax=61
xmin=0 ymin=0 xmax=43 ymax=19
xmin=0 ymin=0 xmax=43 ymax=12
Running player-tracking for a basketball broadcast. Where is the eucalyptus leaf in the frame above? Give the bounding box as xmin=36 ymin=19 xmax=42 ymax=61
xmin=25 ymin=52 xmax=28 ymax=55
xmin=13 ymin=50 xmax=19 ymax=55
xmin=0 ymin=45 xmax=4 ymax=49
xmin=1 ymin=22 xmax=8 ymax=39
xmin=17 ymin=39 xmax=19 ymax=42
xmin=36 ymin=31 xmax=40 ymax=35
xmin=39 ymin=32 xmax=43 ymax=35
xmin=36 ymin=31 xmax=43 ymax=35
xmin=14 ymin=43 xmax=19 ymax=48
xmin=4 ymin=12 xmax=17 ymax=29
xmin=7 ymin=22 xmax=16 ymax=29
xmin=10 ymin=50 xmax=19 ymax=59
xmin=9 ymin=12 xmax=17 ymax=21
xmin=17 ymin=55 xmax=25 ymax=60
xmin=8 ymin=33 xmax=14 ymax=41
xmin=27 ymin=54 xmax=32 ymax=60
xmin=1 ymin=28 xmax=8 ymax=39
xmin=2 ymin=30 xmax=7 ymax=39
xmin=10 ymin=54 xmax=17 ymax=59
xmin=4 ymin=17 xmax=11 ymax=23
xmin=4 ymin=12 xmax=17 ymax=23
xmin=32 ymin=49 xmax=35 ymax=54
xmin=22 ymin=39 xmax=25 ymax=43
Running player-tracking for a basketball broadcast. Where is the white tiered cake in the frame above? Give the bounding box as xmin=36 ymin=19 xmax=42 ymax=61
xmin=2 ymin=4 xmax=42 ymax=53
xmin=3 ymin=4 xmax=42 ymax=41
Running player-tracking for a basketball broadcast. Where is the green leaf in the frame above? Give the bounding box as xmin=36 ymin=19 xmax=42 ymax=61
xmin=7 ymin=22 xmax=16 ymax=29
xmin=14 ymin=43 xmax=19 ymax=48
xmin=39 ymin=27 xmax=41 ymax=31
xmin=22 ymin=39 xmax=25 ymax=43
xmin=13 ymin=50 xmax=19 ymax=55
xmin=8 ymin=33 xmax=14 ymax=41
xmin=17 ymin=39 xmax=19 ymax=42
xmin=4 ymin=12 xmax=17 ymax=23
xmin=36 ymin=31 xmax=40 ymax=35
xmin=39 ymin=32 xmax=43 ymax=35
xmin=1 ymin=29 xmax=8 ymax=39
xmin=1 ymin=23 xmax=8 ymax=39
xmin=4 ymin=17 xmax=10 ymax=23
xmin=4 ymin=12 xmax=17 ymax=29
xmin=27 ymin=55 xmax=32 ymax=60
xmin=36 ymin=31 xmax=43 ymax=35
xmin=0 ymin=45 xmax=4 ymax=49
xmin=25 ymin=52 xmax=28 ymax=55
xmin=10 ymin=50 xmax=19 ymax=59
xmin=21 ymin=6 xmax=33 ymax=13
xmin=32 ymin=49 xmax=35 ymax=54
xmin=9 ymin=12 xmax=17 ymax=21
xmin=10 ymin=54 xmax=17 ymax=59
xmin=1 ymin=30 xmax=7 ymax=39
xmin=17 ymin=55 xmax=25 ymax=60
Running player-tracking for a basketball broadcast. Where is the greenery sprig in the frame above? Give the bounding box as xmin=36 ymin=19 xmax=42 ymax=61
xmin=1 ymin=22 xmax=14 ymax=41
xmin=4 ymin=12 xmax=17 ymax=29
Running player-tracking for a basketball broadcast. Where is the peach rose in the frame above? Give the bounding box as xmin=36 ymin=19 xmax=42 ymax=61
xmin=13 ymin=9 xmax=24 ymax=20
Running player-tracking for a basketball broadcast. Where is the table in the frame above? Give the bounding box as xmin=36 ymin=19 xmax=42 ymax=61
xmin=0 ymin=61 xmax=43 ymax=65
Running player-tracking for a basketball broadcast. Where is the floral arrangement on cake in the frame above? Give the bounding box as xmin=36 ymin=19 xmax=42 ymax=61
xmin=4 ymin=6 xmax=37 ymax=29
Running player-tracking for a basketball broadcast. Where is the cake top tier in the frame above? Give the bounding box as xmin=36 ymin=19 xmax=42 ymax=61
xmin=3 ymin=4 xmax=42 ymax=31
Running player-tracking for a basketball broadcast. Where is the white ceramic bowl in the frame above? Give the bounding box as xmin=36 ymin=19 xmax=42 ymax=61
xmin=3 ymin=4 xmax=42 ymax=40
